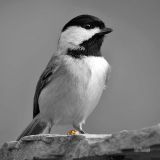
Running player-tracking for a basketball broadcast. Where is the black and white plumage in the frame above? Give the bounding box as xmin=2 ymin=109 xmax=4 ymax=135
xmin=17 ymin=15 xmax=112 ymax=140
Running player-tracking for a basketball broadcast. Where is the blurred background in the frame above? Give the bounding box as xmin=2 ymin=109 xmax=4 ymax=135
xmin=0 ymin=0 xmax=160 ymax=144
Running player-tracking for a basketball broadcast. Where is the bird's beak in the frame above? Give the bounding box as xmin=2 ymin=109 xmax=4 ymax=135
xmin=100 ymin=27 xmax=113 ymax=35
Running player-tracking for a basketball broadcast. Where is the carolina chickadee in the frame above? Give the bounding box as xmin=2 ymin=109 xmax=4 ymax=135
xmin=17 ymin=15 xmax=112 ymax=140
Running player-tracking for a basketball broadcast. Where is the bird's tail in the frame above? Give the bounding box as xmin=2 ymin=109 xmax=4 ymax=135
xmin=16 ymin=114 xmax=51 ymax=141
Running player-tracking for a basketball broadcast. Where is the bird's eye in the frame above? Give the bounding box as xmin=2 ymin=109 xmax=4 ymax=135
xmin=83 ymin=24 xmax=92 ymax=29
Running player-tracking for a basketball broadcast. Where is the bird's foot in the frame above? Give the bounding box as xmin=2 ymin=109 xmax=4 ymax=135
xmin=67 ymin=129 xmax=80 ymax=135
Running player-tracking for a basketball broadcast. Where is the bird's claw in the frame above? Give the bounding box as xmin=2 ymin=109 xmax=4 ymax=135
xmin=67 ymin=130 xmax=80 ymax=135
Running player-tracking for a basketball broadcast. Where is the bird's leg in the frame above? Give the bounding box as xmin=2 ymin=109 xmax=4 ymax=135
xmin=73 ymin=123 xmax=86 ymax=134
xmin=42 ymin=120 xmax=52 ymax=134
xmin=67 ymin=123 xmax=85 ymax=135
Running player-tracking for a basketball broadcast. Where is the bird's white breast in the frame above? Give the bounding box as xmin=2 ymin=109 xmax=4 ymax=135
xmin=39 ymin=55 xmax=110 ymax=125
xmin=81 ymin=56 xmax=109 ymax=120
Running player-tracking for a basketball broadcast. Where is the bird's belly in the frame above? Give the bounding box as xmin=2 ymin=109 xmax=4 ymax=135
xmin=39 ymin=80 xmax=104 ymax=125
xmin=39 ymin=81 xmax=82 ymax=124
xmin=39 ymin=56 xmax=109 ymax=125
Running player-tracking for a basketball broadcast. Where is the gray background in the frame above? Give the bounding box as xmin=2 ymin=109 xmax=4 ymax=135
xmin=0 ymin=0 xmax=160 ymax=145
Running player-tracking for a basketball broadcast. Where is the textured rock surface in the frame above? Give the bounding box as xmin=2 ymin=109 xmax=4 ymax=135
xmin=1 ymin=124 xmax=160 ymax=160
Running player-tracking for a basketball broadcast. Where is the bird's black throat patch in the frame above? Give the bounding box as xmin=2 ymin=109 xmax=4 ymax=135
xmin=67 ymin=34 xmax=104 ymax=58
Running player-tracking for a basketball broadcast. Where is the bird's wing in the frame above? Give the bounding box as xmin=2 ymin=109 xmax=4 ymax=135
xmin=33 ymin=55 xmax=61 ymax=118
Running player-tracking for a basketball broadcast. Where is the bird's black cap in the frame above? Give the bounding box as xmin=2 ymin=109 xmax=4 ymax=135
xmin=62 ymin=15 xmax=106 ymax=32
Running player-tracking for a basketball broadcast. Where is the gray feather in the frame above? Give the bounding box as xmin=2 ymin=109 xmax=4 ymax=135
xmin=33 ymin=55 xmax=61 ymax=118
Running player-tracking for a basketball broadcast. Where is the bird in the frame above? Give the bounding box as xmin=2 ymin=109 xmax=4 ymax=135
xmin=17 ymin=14 xmax=112 ymax=141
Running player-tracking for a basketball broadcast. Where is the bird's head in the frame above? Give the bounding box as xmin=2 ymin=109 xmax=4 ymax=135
xmin=58 ymin=15 xmax=112 ymax=57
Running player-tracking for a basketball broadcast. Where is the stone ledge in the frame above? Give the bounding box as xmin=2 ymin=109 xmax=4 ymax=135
xmin=1 ymin=124 xmax=160 ymax=160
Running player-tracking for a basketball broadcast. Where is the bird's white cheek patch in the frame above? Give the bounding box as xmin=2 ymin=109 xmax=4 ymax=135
xmin=59 ymin=27 xmax=100 ymax=48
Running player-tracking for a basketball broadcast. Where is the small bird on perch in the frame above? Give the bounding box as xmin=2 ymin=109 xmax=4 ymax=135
xmin=17 ymin=14 xmax=112 ymax=140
